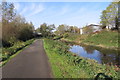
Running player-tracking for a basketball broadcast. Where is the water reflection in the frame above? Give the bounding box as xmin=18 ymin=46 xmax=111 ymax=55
xmin=69 ymin=45 xmax=120 ymax=66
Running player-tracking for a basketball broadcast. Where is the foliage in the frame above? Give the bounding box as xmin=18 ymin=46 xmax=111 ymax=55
xmin=100 ymin=2 xmax=119 ymax=30
xmin=2 ymin=2 xmax=35 ymax=47
xmin=1 ymin=39 xmax=34 ymax=62
xmin=62 ymin=33 xmax=81 ymax=41
xmin=82 ymin=30 xmax=119 ymax=48
xmin=55 ymin=24 xmax=80 ymax=36
xmin=17 ymin=22 xmax=34 ymax=41
xmin=62 ymin=30 xmax=119 ymax=49
xmin=44 ymin=39 xmax=119 ymax=78
xmin=2 ymin=2 xmax=16 ymax=22
xmin=36 ymin=23 xmax=55 ymax=38
xmin=55 ymin=24 xmax=67 ymax=35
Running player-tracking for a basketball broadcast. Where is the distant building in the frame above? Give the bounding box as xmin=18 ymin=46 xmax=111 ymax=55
xmin=87 ymin=24 xmax=101 ymax=32
xmin=80 ymin=24 xmax=101 ymax=35
xmin=80 ymin=28 xmax=83 ymax=35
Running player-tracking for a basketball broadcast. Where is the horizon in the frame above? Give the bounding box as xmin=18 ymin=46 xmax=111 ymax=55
xmin=13 ymin=2 xmax=110 ymax=29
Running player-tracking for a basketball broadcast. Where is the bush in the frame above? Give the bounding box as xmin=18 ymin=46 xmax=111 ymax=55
xmin=63 ymin=33 xmax=69 ymax=38
xmin=1 ymin=39 xmax=34 ymax=61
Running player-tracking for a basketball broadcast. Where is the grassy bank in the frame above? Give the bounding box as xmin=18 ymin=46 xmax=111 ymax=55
xmin=0 ymin=39 xmax=35 ymax=66
xmin=62 ymin=30 xmax=119 ymax=49
xmin=44 ymin=39 xmax=119 ymax=79
xmin=82 ymin=30 xmax=119 ymax=48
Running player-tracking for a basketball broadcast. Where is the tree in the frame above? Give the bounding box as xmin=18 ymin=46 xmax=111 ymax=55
xmin=47 ymin=24 xmax=55 ymax=34
xmin=100 ymin=10 xmax=108 ymax=29
xmin=38 ymin=23 xmax=55 ymax=37
xmin=2 ymin=2 xmax=16 ymax=23
xmin=56 ymin=24 xmax=66 ymax=35
xmin=68 ymin=26 xmax=74 ymax=33
xmin=55 ymin=24 xmax=81 ymax=36
xmin=2 ymin=2 xmax=34 ymax=47
xmin=2 ymin=2 xmax=17 ymax=46
xmin=0 ymin=22 xmax=2 ymax=47
xmin=118 ymin=1 xmax=120 ymax=31
xmin=39 ymin=23 xmax=48 ymax=37
xmin=100 ymin=2 xmax=119 ymax=30
xmin=18 ymin=23 xmax=34 ymax=41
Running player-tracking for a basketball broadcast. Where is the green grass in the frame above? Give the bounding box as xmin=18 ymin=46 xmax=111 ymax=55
xmin=82 ymin=30 xmax=119 ymax=48
xmin=44 ymin=39 xmax=119 ymax=78
xmin=63 ymin=33 xmax=81 ymax=41
xmin=0 ymin=39 xmax=35 ymax=66
xmin=62 ymin=30 xmax=119 ymax=49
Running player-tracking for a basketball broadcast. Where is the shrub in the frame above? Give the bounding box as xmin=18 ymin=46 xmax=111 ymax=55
xmin=1 ymin=39 xmax=34 ymax=61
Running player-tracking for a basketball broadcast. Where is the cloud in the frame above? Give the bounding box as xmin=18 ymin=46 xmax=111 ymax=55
xmin=14 ymin=2 xmax=44 ymax=17
xmin=27 ymin=3 xmax=45 ymax=17
xmin=19 ymin=5 xmax=28 ymax=15
xmin=43 ymin=5 xmax=70 ymax=19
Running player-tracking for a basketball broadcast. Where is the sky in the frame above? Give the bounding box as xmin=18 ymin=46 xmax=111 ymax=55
xmin=13 ymin=2 xmax=111 ymax=29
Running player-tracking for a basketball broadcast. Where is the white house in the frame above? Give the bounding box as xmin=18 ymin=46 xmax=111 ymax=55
xmin=80 ymin=24 xmax=101 ymax=35
xmin=80 ymin=28 xmax=83 ymax=35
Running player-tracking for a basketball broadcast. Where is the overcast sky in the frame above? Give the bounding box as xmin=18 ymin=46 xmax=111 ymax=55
xmin=13 ymin=2 xmax=110 ymax=29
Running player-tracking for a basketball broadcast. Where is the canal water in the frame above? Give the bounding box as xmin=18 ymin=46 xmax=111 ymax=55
xmin=69 ymin=44 xmax=120 ymax=66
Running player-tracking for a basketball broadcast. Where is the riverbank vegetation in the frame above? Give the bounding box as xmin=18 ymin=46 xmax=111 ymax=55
xmin=61 ymin=30 xmax=119 ymax=49
xmin=0 ymin=2 xmax=35 ymax=66
xmin=1 ymin=2 xmax=35 ymax=48
xmin=44 ymin=39 xmax=119 ymax=78
xmin=0 ymin=39 xmax=34 ymax=66
xmin=82 ymin=30 xmax=119 ymax=48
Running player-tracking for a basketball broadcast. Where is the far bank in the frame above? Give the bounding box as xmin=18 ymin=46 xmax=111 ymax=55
xmin=57 ymin=30 xmax=120 ymax=50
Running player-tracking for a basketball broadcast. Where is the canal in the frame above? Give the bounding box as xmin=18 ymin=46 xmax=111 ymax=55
xmin=69 ymin=44 xmax=120 ymax=66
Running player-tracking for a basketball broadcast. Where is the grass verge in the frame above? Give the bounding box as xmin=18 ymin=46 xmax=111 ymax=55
xmin=43 ymin=39 xmax=119 ymax=79
xmin=82 ymin=30 xmax=119 ymax=48
xmin=0 ymin=39 xmax=35 ymax=67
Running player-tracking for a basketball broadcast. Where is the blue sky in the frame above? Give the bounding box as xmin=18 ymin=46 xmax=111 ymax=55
xmin=13 ymin=2 xmax=110 ymax=29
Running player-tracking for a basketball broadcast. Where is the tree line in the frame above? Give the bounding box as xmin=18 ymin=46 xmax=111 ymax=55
xmin=36 ymin=23 xmax=81 ymax=37
xmin=1 ymin=2 xmax=34 ymax=47
xmin=100 ymin=2 xmax=120 ymax=30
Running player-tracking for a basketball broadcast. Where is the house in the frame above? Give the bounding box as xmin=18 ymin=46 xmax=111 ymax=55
xmin=80 ymin=24 xmax=101 ymax=35
xmin=87 ymin=24 xmax=101 ymax=32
